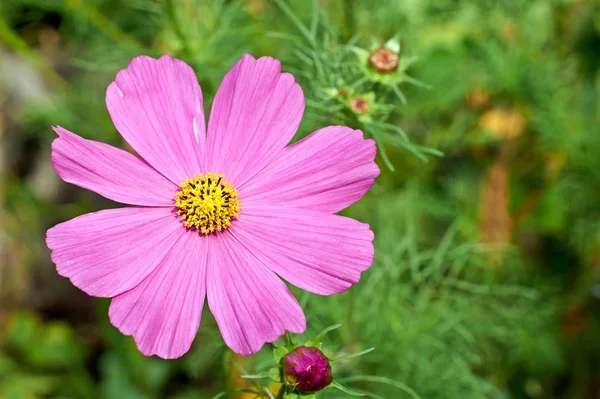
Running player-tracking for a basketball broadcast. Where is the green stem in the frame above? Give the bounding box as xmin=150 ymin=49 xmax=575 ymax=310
xmin=273 ymin=0 xmax=315 ymax=44
xmin=346 ymin=287 xmax=356 ymax=344
xmin=66 ymin=0 xmax=139 ymax=47
xmin=284 ymin=330 xmax=294 ymax=347
xmin=276 ymin=384 xmax=286 ymax=399
xmin=342 ymin=0 xmax=356 ymax=41
xmin=165 ymin=0 xmax=190 ymax=56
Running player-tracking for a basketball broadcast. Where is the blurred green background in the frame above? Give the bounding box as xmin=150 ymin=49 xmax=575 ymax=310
xmin=1 ymin=0 xmax=600 ymax=398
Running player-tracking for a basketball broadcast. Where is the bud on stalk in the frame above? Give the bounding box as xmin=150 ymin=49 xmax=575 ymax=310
xmin=282 ymin=346 xmax=333 ymax=393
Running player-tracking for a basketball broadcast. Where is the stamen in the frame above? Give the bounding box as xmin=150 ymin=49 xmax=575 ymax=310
xmin=174 ymin=173 xmax=241 ymax=234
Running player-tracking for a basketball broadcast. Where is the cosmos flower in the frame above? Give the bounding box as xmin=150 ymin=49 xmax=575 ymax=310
xmin=46 ymin=54 xmax=379 ymax=359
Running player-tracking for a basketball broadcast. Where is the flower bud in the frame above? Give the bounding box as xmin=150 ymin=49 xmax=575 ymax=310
xmin=282 ymin=346 xmax=332 ymax=393
xmin=349 ymin=96 xmax=370 ymax=114
xmin=369 ymin=47 xmax=399 ymax=72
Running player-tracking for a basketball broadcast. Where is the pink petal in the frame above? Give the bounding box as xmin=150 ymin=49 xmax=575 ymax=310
xmin=230 ymin=206 xmax=374 ymax=296
xmin=51 ymin=126 xmax=178 ymax=206
xmin=106 ymin=55 xmax=206 ymax=184
xmin=205 ymin=54 xmax=304 ymax=185
xmin=46 ymin=207 xmax=185 ymax=298
xmin=109 ymin=230 xmax=207 ymax=359
xmin=241 ymin=126 xmax=379 ymax=213
xmin=206 ymin=231 xmax=306 ymax=355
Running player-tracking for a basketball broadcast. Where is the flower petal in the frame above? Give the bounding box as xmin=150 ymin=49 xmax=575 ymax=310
xmin=241 ymin=126 xmax=379 ymax=212
xmin=106 ymin=55 xmax=206 ymax=183
xmin=46 ymin=207 xmax=184 ymax=298
xmin=205 ymin=54 xmax=304 ymax=185
xmin=230 ymin=206 xmax=374 ymax=296
xmin=206 ymin=231 xmax=306 ymax=355
xmin=51 ymin=126 xmax=178 ymax=206
xmin=109 ymin=230 xmax=207 ymax=359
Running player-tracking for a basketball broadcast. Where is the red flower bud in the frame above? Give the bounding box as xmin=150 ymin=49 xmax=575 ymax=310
xmin=282 ymin=346 xmax=333 ymax=393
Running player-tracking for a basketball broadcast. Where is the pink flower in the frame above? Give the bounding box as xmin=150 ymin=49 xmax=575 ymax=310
xmin=46 ymin=54 xmax=379 ymax=359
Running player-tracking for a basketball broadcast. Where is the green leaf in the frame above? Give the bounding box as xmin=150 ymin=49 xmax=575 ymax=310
xmin=273 ymin=346 xmax=290 ymax=363
xmin=285 ymin=330 xmax=295 ymax=347
xmin=5 ymin=312 xmax=40 ymax=355
xmin=267 ymin=367 xmax=282 ymax=382
xmin=241 ymin=371 xmax=271 ymax=380
xmin=0 ymin=374 xmax=57 ymax=399
xmin=28 ymin=321 xmax=85 ymax=369
xmin=264 ymin=386 xmax=277 ymax=399
xmin=305 ymin=324 xmax=343 ymax=349
xmin=331 ymin=347 xmax=376 ymax=364
xmin=98 ymin=353 xmax=146 ymax=399
xmin=241 ymin=367 xmax=280 ymax=382
xmin=384 ymin=34 xmax=401 ymax=53
xmin=331 ymin=381 xmax=366 ymax=397
xmin=338 ymin=376 xmax=421 ymax=399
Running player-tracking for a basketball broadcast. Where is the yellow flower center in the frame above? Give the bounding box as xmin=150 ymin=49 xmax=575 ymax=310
xmin=174 ymin=173 xmax=241 ymax=234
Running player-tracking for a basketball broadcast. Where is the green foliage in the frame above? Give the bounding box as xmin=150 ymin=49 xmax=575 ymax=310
xmin=1 ymin=0 xmax=600 ymax=398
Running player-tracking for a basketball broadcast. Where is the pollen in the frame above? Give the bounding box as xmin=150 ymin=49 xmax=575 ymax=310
xmin=174 ymin=173 xmax=241 ymax=234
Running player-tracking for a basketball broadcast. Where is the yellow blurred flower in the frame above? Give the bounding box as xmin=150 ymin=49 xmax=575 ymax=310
xmin=479 ymin=107 xmax=527 ymax=140
xmin=236 ymin=383 xmax=281 ymax=399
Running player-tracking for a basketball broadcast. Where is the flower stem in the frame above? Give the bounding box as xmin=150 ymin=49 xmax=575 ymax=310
xmin=342 ymin=0 xmax=356 ymax=41
xmin=276 ymin=384 xmax=286 ymax=399
xmin=347 ymin=287 xmax=356 ymax=344
xmin=66 ymin=0 xmax=140 ymax=47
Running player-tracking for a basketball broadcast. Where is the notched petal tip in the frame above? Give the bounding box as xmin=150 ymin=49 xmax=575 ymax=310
xmin=240 ymin=52 xmax=257 ymax=62
xmin=205 ymin=52 xmax=305 ymax=182
xmin=207 ymin=232 xmax=307 ymax=357
xmin=157 ymin=53 xmax=176 ymax=62
xmin=242 ymin=124 xmax=379 ymax=213
xmin=365 ymin=225 xmax=376 ymax=241
xmin=239 ymin=52 xmax=279 ymax=67
xmin=51 ymin=125 xmax=74 ymax=139
xmin=236 ymin=312 xmax=307 ymax=356
xmin=105 ymin=80 xmax=123 ymax=100
xmin=362 ymin=137 xmax=380 ymax=168
xmin=107 ymin=309 xmax=187 ymax=359
xmin=107 ymin=311 xmax=193 ymax=360
xmin=105 ymin=52 xmax=206 ymax=183
xmin=238 ymin=313 xmax=307 ymax=356
xmin=231 ymin=209 xmax=375 ymax=297
xmin=124 ymin=53 xmax=184 ymax=73
xmin=106 ymin=229 xmax=207 ymax=360
xmin=49 ymin=144 xmax=62 ymax=175
xmin=259 ymin=55 xmax=281 ymax=70
xmin=49 ymin=128 xmax=74 ymax=176
xmin=234 ymin=53 xmax=287 ymax=82
xmin=344 ymin=127 xmax=380 ymax=178
xmin=109 ymin=54 xmax=174 ymax=97
xmin=48 ymin=126 xmax=177 ymax=206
